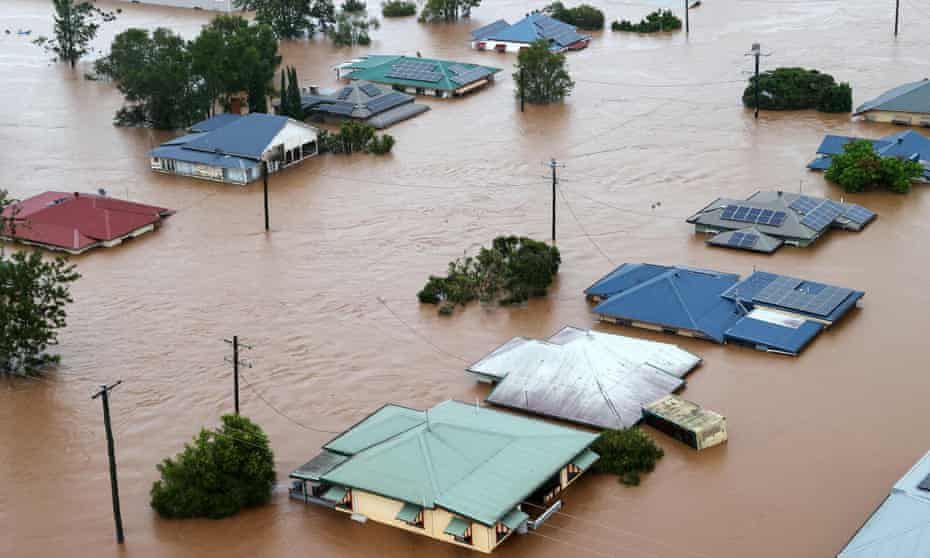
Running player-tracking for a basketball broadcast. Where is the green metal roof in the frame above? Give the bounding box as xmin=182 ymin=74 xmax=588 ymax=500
xmin=290 ymin=450 xmax=349 ymax=481
xmin=317 ymin=400 xmax=598 ymax=526
xmin=322 ymin=485 xmax=347 ymax=502
xmin=572 ymin=448 xmax=600 ymax=472
xmin=343 ymin=55 xmax=501 ymax=92
xmin=395 ymin=502 xmax=422 ymax=523
xmin=444 ymin=517 xmax=471 ymax=538
xmin=501 ymin=509 xmax=529 ymax=530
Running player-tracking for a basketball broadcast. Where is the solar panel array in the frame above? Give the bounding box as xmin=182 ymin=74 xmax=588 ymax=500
xmin=447 ymin=64 xmax=470 ymax=76
xmin=788 ymin=196 xmax=819 ymax=214
xmin=752 ymin=275 xmax=853 ymax=317
xmin=318 ymin=102 xmax=355 ymax=116
xmin=359 ymin=83 xmax=382 ymax=98
xmin=842 ymin=204 xmax=876 ymax=226
xmin=535 ymin=16 xmax=583 ymax=46
xmin=365 ymin=92 xmax=408 ymax=114
xmin=336 ymin=86 xmax=353 ymax=100
xmin=728 ymin=232 xmax=759 ymax=249
xmin=721 ymin=205 xmax=787 ymax=227
xmin=450 ymin=66 xmax=494 ymax=86
xmin=386 ymin=60 xmax=442 ymax=83
xmin=800 ymin=200 xmax=844 ymax=231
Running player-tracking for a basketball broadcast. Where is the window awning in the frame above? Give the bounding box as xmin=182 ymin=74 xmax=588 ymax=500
xmin=444 ymin=517 xmax=471 ymax=537
xmin=322 ymin=485 xmax=348 ymax=502
xmin=395 ymin=502 xmax=422 ymax=523
xmin=500 ymin=509 xmax=529 ymax=531
xmin=572 ymin=449 xmax=599 ymax=472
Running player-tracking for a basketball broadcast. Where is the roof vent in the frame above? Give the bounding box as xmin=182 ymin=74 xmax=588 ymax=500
xmin=918 ymin=473 xmax=930 ymax=491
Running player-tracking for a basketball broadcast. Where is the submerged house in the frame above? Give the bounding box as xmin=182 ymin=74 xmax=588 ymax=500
xmin=585 ymin=263 xmax=864 ymax=356
xmin=334 ymin=55 xmax=501 ymax=98
xmin=0 ymin=191 xmax=173 ymax=255
xmin=808 ymin=129 xmax=930 ymax=182
xmin=470 ymin=13 xmax=592 ymax=53
xmin=836 ymin=451 xmax=930 ymax=557
xmin=467 ymin=326 xmax=701 ymax=429
xmin=148 ymin=113 xmax=319 ymax=185
xmin=686 ymin=190 xmax=877 ymax=253
xmin=290 ymin=400 xmax=598 ymax=553
xmin=299 ymin=80 xmax=429 ymax=129
xmin=853 ymin=78 xmax=930 ymax=126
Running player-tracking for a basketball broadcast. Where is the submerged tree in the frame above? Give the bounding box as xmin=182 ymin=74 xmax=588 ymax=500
xmin=591 ymin=428 xmax=664 ymax=486
xmin=418 ymin=0 xmax=481 ymax=22
xmin=1 ymin=191 xmax=81 ymax=377
xmin=235 ymin=0 xmax=337 ymax=38
xmin=514 ymin=40 xmax=574 ymax=104
xmin=150 ymin=414 xmax=276 ymax=519
xmin=328 ymin=10 xmax=380 ymax=46
xmin=34 ymin=0 xmax=118 ymax=68
xmin=546 ymin=2 xmax=605 ymax=30
xmin=278 ymin=66 xmax=304 ymax=119
xmin=825 ymin=140 xmax=923 ymax=194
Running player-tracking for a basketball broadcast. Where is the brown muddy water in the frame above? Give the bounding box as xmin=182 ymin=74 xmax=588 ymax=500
xmin=3 ymin=0 xmax=930 ymax=556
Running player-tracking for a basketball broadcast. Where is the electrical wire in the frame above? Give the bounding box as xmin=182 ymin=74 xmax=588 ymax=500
xmin=536 ymin=519 xmax=661 ymax=558
xmin=238 ymin=370 xmax=342 ymax=435
xmin=557 ymin=185 xmax=616 ymax=266
xmin=376 ymin=296 xmax=469 ymax=363
xmin=527 ymin=530 xmax=620 ymax=558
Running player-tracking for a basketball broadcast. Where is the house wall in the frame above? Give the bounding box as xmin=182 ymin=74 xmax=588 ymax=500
xmin=266 ymin=121 xmax=319 ymax=159
xmin=861 ymin=110 xmax=930 ymax=127
xmin=471 ymin=40 xmax=528 ymax=53
xmin=350 ymin=489 xmax=496 ymax=553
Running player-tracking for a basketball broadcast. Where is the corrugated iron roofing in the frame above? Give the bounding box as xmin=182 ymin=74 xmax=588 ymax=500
xmin=341 ymin=55 xmax=501 ymax=92
xmin=470 ymin=13 xmax=591 ymax=50
xmin=313 ymin=400 xmax=598 ymax=526
xmin=853 ymin=78 xmax=930 ymax=115
xmin=183 ymin=113 xmax=289 ymax=159
xmin=809 ymin=130 xmax=930 ymax=181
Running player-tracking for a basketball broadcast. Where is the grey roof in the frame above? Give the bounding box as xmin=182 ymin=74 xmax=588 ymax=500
xmin=189 ymin=113 xmax=242 ymax=133
xmin=687 ymin=191 xmax=876 ymax=249
xmin=706 ymin=227 xmax=784 ymax=254
xmin=854 ymin=79 xmax=930 ymax=116
xmin=837 ymin=451 xmax=930 ymax=558
xmin=147 ymin=144 xmax=260 ymax=170
xmin=470 ymin=13 xmax=591 ymax=52
xmin=291 ymin=450 xmax=349 ymax=481
xmin=183 ymin=113 xmax=290 ymax=159
xmin=300 ymin=80 xmax=427 ymax=127
xmin=472 ymin=326 xmax=702 ymax=429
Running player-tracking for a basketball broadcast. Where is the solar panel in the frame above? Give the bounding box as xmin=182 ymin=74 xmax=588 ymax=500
xmin=788 ymin=196 xmax=819 ymax=214
xmin=366 ymin=92 xmax=408 ymax=113
xmin=800 ymin=200 xmax=844 ymax=232
xmin=386 ymin=67 xmax=443 ymax=82
xmin=721 ymin=205 xmax=787 ymax=227
xmin=919 ymin=473 xmax=930 ymax=492
xmin=842 ymin=204 xmax=876 ymax=226
xmin=726 ymin=232 xmax=759 ymax=249
xmin=753 ymin=276 xmax=853 ymax=317
xmin=336 ymin=86 xmax=353 ymax=100
xmin=447 ymin=64 xmax=469 ymax=76
xmin=318 ymin=102 xmax=355 ymax=116
xmin=359 ymin=83 xmax=382 ymax=98
xmin=450 ymin=67 xmax=494 ymax=86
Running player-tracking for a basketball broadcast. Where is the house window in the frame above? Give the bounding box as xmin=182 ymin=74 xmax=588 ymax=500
xmin=455 ymin=526 xmax=473 ymax=545
xmin=495 ymin=523 xmax=510 ymax=542
xmin=336 ymin=488 xmax=353 ymax=510
xmin=495 ymin=44 xmax=506 ymax=52
xmin=566 ymin=463 xmax=582 ymax=483
xmin=301 ymin=141 xmax=317 ymax=157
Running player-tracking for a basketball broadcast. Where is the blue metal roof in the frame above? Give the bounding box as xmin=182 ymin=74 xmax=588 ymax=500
xmin=147 ymin=145 xmax=260 ymax=170
xmin=721 ymin=271 xmax=863 ymax=323
xmin=724 ymin=316 xmax=823 ymax=355
xmin=811 ymin=131 xmax=930 ymax=179
xmin=189 ymin=113 xmax=242 ymax=133
xmin=183 ymin=113 xmax=290 ymax=159
xmin=470 ymin=13 xmax=591 ymax=50
xmin=837 ymin=451 xmax=930 ymax=558
xmin=585 ymin=263 xmax=674 ymax=299
xmin=590 ymin=265 xmax=742 ymax=342
xmin=854 ymin=78 xmax=930 ymax=115
xmin=470 ymin=19 xmax=510 ymax=41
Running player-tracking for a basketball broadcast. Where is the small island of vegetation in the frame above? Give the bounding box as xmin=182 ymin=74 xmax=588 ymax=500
xmin=825 ymin=140 xmax=923 ymax=194
xmin=418 ymin=235 xmax=561 ymax=315
xmin=742 ymin=67 xmax=852 ymax=113
xmin=591 ymin=427 xmax=664 ymax=486
xmin=319 ymin=121 xmax=395 ymax=155
xmin=381 ymin=0 xmax=416 ymax=17
xmin=546 ymin=1 xmax=605 ymax=30
xmin=514 ymin=40 xmax=575 ymax=104
xmin=612 ymin=9 xmax=681 ymax=32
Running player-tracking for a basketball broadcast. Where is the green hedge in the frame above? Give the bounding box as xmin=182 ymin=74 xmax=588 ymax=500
xmin=742 ymin=67 xmax=852 ymax=113
xmin=547 ymin=2 xmax=605 ymax=30
xmin=381 ymin=0 xmax=415 ymax=16
xmin=591 ymin=428 xmax=664 ymax=486
xmin=612 ymin=9 xmax=681 ymax=32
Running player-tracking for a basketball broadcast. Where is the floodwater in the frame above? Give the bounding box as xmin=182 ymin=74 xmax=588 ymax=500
xmin=3 ymin=0 xmax=930 ymax=556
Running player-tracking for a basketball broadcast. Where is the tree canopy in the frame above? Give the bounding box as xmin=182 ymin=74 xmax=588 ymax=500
xmin=1 ymin=190 xmax=81 ymax=377
xmin=318 ymin=121 xmax=395 ymax=155
xmin=278 ymin=66 xmax=304 ymax=120
xmin=234 ymin=0 xmax=336 ymax=38
xmin=418 ymin=0 xmax=481 ymax=23
xmin=591 ymin=428 xmax=664 ymax=486
xmin=150 ymin=414 xmax=276 ymax=519
xmin=742 ymin=67 xmax=852 ymax=113
xmin=825 ymin=140 xmax=924 ymax=194
xmin=328 ymin=10 xmax=380 ymax=46
xmin=546 ymin=2 xmax=605 ymax=30
xmin=514 ymin=40 xmax=574 ymax=104
xmin=34 ymin=0 xmax=117 ymax=68
xmin=612 ymin=9 xmax=681 ymax=32
xmin=418 ymin=236 xmax=561 ymax=315
xmin=382 ymin=0 xmax=416 ymax=17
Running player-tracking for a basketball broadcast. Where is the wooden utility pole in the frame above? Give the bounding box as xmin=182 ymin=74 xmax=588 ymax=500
xmin=92 ymin=381 xmax=124 ymax=544
xmin=746 ymin=43 xmax=771 ymax=120
xmin=894 ymin=0 xmax=900 ymax=35
xmin=224 ymin=336 xmax=253 ymax=415
xmin=262 ymin=161 xmax=270 ymax=231
xmin=544 ymin=159 xmax=565 ymax=243
xmin=685 ymin=0 xmax=689 ymax=34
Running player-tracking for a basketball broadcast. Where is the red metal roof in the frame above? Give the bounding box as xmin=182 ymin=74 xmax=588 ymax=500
xmin=1 ymin=192 xmax=173 ymax=253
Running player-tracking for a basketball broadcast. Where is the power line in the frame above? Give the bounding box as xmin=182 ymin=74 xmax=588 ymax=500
xmin=376 ymin=296 xmax=469 ymax=363
xmin=527 ymin=531 xmax=619 ymax=558
xmin=238 ymin=370 xmax=341 ymax=435
xmin=557 ymin=185 xmax=615 ymax=266
xmin=537 ymin=516 xmax=662 ymax=558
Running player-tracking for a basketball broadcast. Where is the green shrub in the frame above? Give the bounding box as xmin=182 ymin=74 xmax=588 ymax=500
xmin=612 ymin=9 xmax=681 ymax=32
xmin=150 ymin=414 xmax=276 ymax=519
xmin=319 ymin=121 xmax=394 ymax=155
xmin=381 ymin=0 xmax=416 ymax=16
xmin=547 ymin=2 xmax=604 ymax=30
xmin=825 ymin=139 xmax=923 ymax=194
xmin=342 ymin=0 xmax=367 ymax=11
xmin=591 ymin=428 xmax=664 ymax=486
xmin=742 ymin=67 xmax=852 ymax=113
xmin=367 ymin=133 xmax=395 ymax=154
xmin=418 ymin=236 xmax=560 ymax=314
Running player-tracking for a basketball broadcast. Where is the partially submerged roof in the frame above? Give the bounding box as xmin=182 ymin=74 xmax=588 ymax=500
xmin=471 ymin=13 xmax=591 ymax=52
xmin=723 ymin=308 xmax=824 ymax=355
xmin=643 ymin=395 xmax=724 ymax=435
xmin=189 ymin=113 xmax=241 ymax=133
xmin=1 ymin=191 xmax=173 ymax=254
xmin=300 ymin=80 xmax=429 ymax=128
xmin=837 ymin=451 xmax=930 ymax=558
xmin=470 ymin=326 xmax=702 ymax=429
xmin=853 ymin=78 xmax=930 ymax=115
xmin=307 ymin=400 xmax=598 ymax=526
xmin=809 ymin=130 xmax=930 ymax=181
xmin=339 ymin=55 xmax=501 ymax=93
xmin=182 ymin=113 xmax=289 ymax=159
xmin=706 ymin=227 xmax=784 ymax=254
xmin=721 ymin=271 xmax=864 ymax=324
